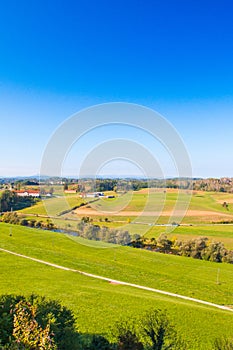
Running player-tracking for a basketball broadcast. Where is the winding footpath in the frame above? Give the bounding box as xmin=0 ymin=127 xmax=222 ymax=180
xmin=1 ymin=248 xmax=233 ymax=313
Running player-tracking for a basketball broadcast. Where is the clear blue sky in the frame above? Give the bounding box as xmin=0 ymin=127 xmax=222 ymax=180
xmin=0 ymin=0 xmax=233 ymax=178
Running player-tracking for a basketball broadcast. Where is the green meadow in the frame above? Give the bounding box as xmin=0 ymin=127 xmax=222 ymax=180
xmin=20 ymin=194 xmax=89 ymax=216
xmin=0 ymin=222 xmax=233 ymax=349
xmin=103 ymin=189 xmax=233 ymax=214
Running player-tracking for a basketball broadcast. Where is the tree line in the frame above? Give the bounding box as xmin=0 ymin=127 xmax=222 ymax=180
xmin=130 ymin=235 xmax=233 ymax=264
xmin=70 ymin=177 xmax=233 ymax=193
xmin=0 ymin=212 xmax=56 ymax=230
xmin=0 ymin=213 xmax=135 ymax=245
xmin=0 ymin=190 xmax=37 ymax=212
xmin=76 ymin=217 xmax=137 ymax=245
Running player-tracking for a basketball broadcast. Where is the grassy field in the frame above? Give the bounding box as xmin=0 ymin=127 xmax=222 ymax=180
xmin=73 ymin=189 xmax=233 ymax=222
xmin=20 ymin=194 xmax=89 ymax=216
xmin=93 ymin=189 xmax=233 ymax=214
xmin=0 ymin=223 xmax=233 ymax=349
xmin=19 ymin=189 xmax=233 ymax=220
xmin=16 ymin=189 xmax=233 ymax=250
xmin=144 ymin=224 xmax=233 ymax=248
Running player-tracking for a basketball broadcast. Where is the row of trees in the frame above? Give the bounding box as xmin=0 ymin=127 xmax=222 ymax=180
xmin=192 ymin=178 xmax=233 ymax=193
xmin=77 ymin=218 xmax=138 ymax=245
xmin=0 ymin=190 xmax=36 ymax=212
xmin=1 ymin=212 xmax=56 ymax=230
xmin=3 ymin=177 xmax=233 ymax=194
xmin=75 ymin=220 xmax=233 ymax=264
xmin=0 ymin=212 xmax=134 ymax=245
xmin=131 ymin=235 xmax=233 ymax=264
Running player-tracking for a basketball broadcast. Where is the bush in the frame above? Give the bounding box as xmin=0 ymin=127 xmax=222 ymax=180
xmin=20 ymin=218 xmax=29 ymax=226
xmin=115 ymin=323 xmax=143 ymax=350
xmin=86 ymin=334 xmax=112 ymax=350
xmin=141 ymin=309 xmax=184 ymax=350
xmin=0 ymin=295 xmax=80 ymax=350
xmin=1 ymin=212 xmax=20 ymax=225
xmin=112 ymin=309 xmax=185 ymax=350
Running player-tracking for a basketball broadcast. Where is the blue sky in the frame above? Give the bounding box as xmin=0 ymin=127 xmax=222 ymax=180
xmin=0 ymin=0 xmax=233 ymax=178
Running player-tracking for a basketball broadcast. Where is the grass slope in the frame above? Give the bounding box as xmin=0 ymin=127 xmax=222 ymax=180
xmin=0 ymin=223 xmax=233 ymax=349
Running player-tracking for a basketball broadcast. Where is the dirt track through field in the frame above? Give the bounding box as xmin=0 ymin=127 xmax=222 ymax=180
xmin=74 ymin=207 xmax=233 ymax=217
xmin=1 ymin=248 xmax=233 ymax=313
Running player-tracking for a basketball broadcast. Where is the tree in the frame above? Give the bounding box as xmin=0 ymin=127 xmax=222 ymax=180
xmin=203 ymin=241 xmax=226 ymax=262
xmin=87 ymin=334 xmax=112 ymax=350
xmin=191 ymin=237 xmax=208 ymax=259
xmin=141 ymin=309 xmax=184 ymax=350
xmin=28 ymin=219 xmax=36 ymax=227
xmin=35 ymin=221 xmax=43 ymax=228
xmin=111 ymin=309 xmax=185 ymax=350
xmin=81 ymin=216 xmax=91 ymax=223
xmin=0 ymin=190 xmax=35 ymax=212
xmin=115 ymin=322 xmax=143 ymax=350
xmin=98 ymin=226 xmax=109 ymax=241
xmin=13 ymin=300 xmax=56 ymax=349
xmin=84 ymin=225 xmax=100 ymax=240
xmin=157 ymin=235 xmax=173 ymax=254
xmin=20 ymin=218 xmax=29 ymax=226
xmin=222 ymin=201 xmax=229 ymax=209
xmin=222 ymin=250 xmax=233 ymax=264
xmin=45 ymin=220 xmax=56 ymax=230
xmin=116 ymin=230 xmax=131 ymax=245
xmin=0 ymin=294 xmax=80 ymax=350
xmin=1 ymin=212 xmax=20 ymax=224
xmin=105 ymin=229 xmax=117 ymax=244
xmin=0 ymin=190 xmax=17 ymax=212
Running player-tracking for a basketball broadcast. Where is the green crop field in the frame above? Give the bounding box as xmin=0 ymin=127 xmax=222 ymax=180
xmin=20 ymin=195 xmax=89 ymax=216
xmin=72 ymin=189 xmax=233 ymax=223
xmin=98 ymin=189 xmax=233 ymax=214
xmin=20 ymin=189 xmax=233 ymax=220
xmin=0 ymin=222 xmax=233 ymax=349
xmin=16 ymin=189 xmax=233 ymax=250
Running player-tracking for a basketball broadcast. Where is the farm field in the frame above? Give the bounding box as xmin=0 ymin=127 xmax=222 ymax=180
xmin=0 ymin=223 xmax=233 ymax=349
xmin=19 ymin=189 xmax=233 ymax=220
xmin=144 ymin=224 xmax=233 ymax=249
xmin=20 ymin=194 xmax=91 ymax=216
xmin=73 ymin=189 xmax=233 ymax=222
xmin=16 ymin=189 xmax=233 ymax=248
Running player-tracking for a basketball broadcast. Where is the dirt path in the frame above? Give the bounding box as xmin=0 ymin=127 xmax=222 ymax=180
xmin=1 ymin=248 xmax=232 ymax=313
xmin=74 ymin=207 xmax=233 ymax=217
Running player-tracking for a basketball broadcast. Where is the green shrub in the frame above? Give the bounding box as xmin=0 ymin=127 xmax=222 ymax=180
xmin=0 ymin=295 xmax=80 ymax=350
